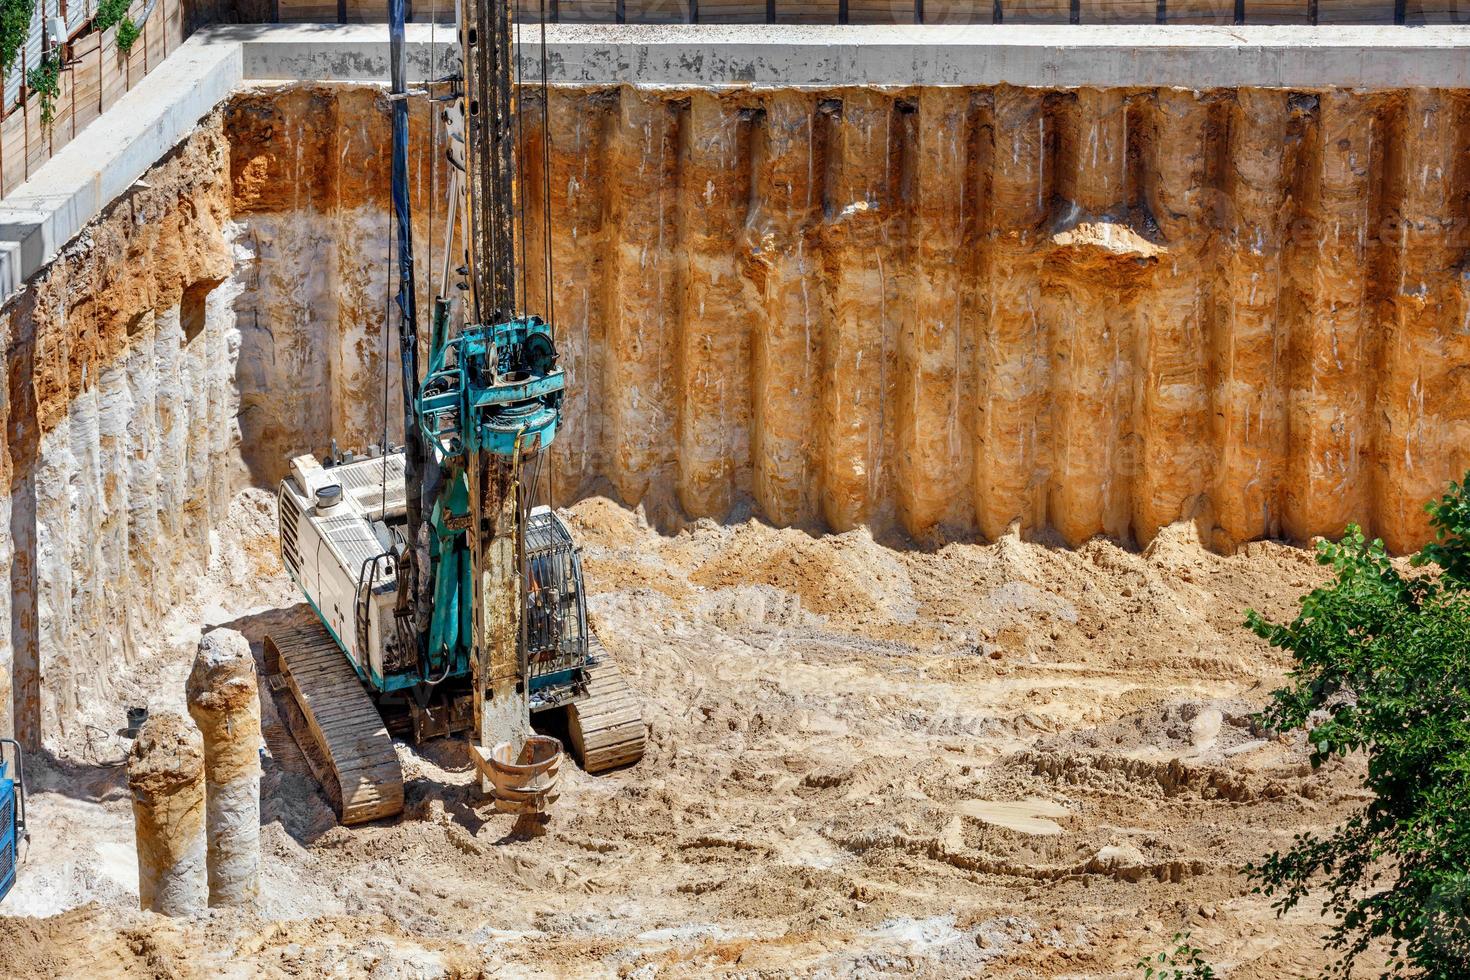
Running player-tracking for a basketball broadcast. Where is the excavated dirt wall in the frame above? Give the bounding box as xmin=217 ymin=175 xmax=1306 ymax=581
xmin=7 ymin=80 xmax=1470 ymax=748
xmin=534 ymin=84 xmax=1470 ymax=554
xmin=0 ymin=88 xmax=439 ymax=750
xmin=229 ymin=83 xmax=1470 ymax=554
xmin=1 ymin=114 xmax=241 ymax=748
xmin=224 ymin=86 xmax=443 ymax=479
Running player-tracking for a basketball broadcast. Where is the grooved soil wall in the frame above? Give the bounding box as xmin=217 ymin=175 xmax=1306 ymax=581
xmin=233 ymin=83 xmax=1470 ymax=553
xmin=1 ymin=113 xmax=239 ymax=749
xmin=6 ymin=80 xmax=1470 ymax=748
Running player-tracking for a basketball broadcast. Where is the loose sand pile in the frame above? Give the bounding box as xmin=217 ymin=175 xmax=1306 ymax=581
xmin=0 ymin=489 xmax=1385 ymax=977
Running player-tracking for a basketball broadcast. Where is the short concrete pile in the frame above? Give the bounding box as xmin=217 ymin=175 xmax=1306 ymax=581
xmin=186 ymin=628 xmax=262 ymax=907
xmin=127 ymin=711 xmax=208 ymax=915
xmin=127 ymin=628 xmax=262 ymax=914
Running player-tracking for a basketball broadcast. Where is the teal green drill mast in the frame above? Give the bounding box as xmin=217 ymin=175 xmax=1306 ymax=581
xmin=269 ymin=0 xmax=642 ymax=826
xmin=391 ymin=0 xmax=566 ymax=748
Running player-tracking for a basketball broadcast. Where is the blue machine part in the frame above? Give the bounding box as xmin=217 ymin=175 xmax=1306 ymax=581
xmin=0 ymin=739 xmax=27 ymax=903
xmin=418 ymin=315 xmax=565 ymax=460
xmin=404 ymin=307 xmax=575 ymax=691
xmin=0 ymin=769 xmax=13 ymax=901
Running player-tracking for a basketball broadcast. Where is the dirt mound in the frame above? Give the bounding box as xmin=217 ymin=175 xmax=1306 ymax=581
xmin=2 ymin=490 xmax=1390 ymax=977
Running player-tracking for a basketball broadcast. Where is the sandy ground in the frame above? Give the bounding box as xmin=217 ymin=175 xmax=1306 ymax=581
xmin=0 ymin=488 xmax=1386 ymax=978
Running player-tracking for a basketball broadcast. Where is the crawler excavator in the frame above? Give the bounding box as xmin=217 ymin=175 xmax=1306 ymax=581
xmin=264 ymin=0 xmax=644 ymax=824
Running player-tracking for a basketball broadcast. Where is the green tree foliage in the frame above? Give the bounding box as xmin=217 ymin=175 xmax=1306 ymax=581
xmin=96 ymin=0 xmax=139 ymax=53
xmin=0 ymin=0 xmax=32 ymax=73
xmin=95 ymin=0 xmax=131 ymax=30
xmin=115 ymin=17 xmax=139 ymax=52
xmin=1138 ymin=932 xmax=1216 ymax=979
xmin=1246 ymin=476 xmax=1470 ymax=979
xmin=25 ymin=50 xmax=57 ymax=127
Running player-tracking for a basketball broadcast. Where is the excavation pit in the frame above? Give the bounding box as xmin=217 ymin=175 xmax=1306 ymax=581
xmin=0 ymin=24 xmax=1459 ymax=975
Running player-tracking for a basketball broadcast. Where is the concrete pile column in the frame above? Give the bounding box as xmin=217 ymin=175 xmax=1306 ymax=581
xmin=185 ymin=629 xmax=262 ymax=907
xmin=127 ymin=711 xmax=207 ymax=915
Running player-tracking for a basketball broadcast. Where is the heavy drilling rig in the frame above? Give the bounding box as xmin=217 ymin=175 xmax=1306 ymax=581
xmin=264 ymin=0 xmax=644 ymax=824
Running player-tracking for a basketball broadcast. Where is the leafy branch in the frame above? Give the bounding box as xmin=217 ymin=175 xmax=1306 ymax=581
xmin=1246 ymin=479 xmax=1470 ymax=979
xmin=97 ymin=0 xmax=139 ymax=53
xmin=115 ymin=17 xmax=139 ymax=52
xmin=1138 ymin=932 xmax=1216 ymax=980
xmin=95 ymin=0 xmax=130 ymax=30
xmin=25 ymin=50 xmax=58 ymax=128
xmin=0 ymin=0 xmax=32 ymax=74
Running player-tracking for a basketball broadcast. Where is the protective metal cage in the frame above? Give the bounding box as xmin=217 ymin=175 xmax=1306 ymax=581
xmin=524 ymin=509 xmax=588 ymax=683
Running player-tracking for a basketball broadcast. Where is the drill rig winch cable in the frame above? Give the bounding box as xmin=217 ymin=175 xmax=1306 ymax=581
xmin=389 ymin=0 xmax=438 ymax=664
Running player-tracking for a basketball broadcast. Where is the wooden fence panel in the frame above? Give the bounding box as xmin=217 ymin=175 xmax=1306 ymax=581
xmin=1002 ymin=0 xmax=1071 ymax=21
xmin=1 ymin=108 xmax=25 ymax=194
xmin=1161 ymin=0 xmax=1234 ymax=20
xmin=143 ymin=0 xmax=166 ymax=70
xmin=699 ymin=0 xmax=768 ymax=20
xmin=1318 ymin=0 xmax=1397 ymax=21
xmin=1081 ymin=0 xmax=1156 ymax=20
xmin=71 ymin=32 xmax=101 ymax=133
xmin=555 ymin=0 xmax=622 ymax=19
xmin=344 ymin=0 xmax=376 ymax=22
xmin=278 ymin=0 xmax=340 ymax=23
xmin=99 ymin=28 xmax=126 ymax=112
xmin=1408 ymin=0 xmax=1470 ymax=21
xmin=24 ymin=103 xmax=47 ymax=177
xmin=165 ymin=0 xmax=184 ymax=54
xmin=1244 ymin=0 xmax=1311 ymax=21
xmin=848 ymin=1 xmax=917 ymax=23
xmin=48 ymin=63 xmax=75 ymax=154
xmin=626 ymin=0 xmax=688 ymax=22
xmin=774 ymin=0 xmax=840 ymax=21
xmin=924 ymin=0 xmax=996 ymax=22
